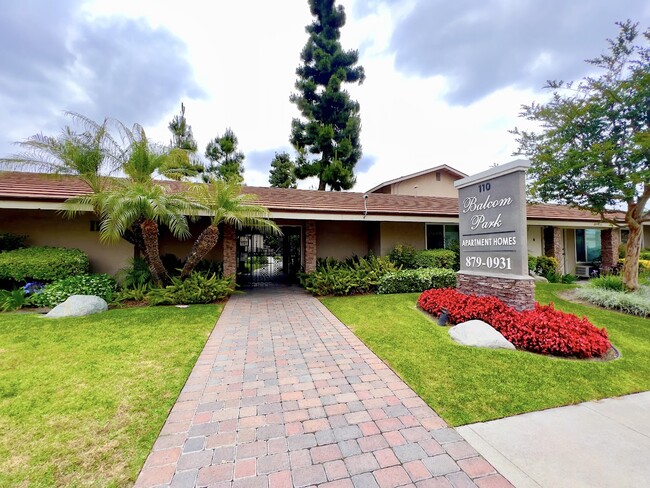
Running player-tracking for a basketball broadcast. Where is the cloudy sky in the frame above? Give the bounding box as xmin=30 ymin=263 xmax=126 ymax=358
xmin=1 ymin=0 xmax=648 ymax=191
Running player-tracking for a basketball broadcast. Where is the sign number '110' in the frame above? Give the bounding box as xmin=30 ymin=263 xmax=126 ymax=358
xmin=465 ymin=256 xmax=512 ymax=270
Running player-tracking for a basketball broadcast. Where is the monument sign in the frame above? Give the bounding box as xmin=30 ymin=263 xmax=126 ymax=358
xmin=454 ymin=160 xmax=534 ymax=311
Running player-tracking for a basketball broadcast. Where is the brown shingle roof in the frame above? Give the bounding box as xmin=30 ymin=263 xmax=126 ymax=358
xmin=0 ymin=171 xmax=621 ymax=222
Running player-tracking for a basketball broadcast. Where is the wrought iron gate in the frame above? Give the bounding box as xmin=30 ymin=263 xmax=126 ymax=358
xmin=237 ymin=227 xmax=302 ymax=286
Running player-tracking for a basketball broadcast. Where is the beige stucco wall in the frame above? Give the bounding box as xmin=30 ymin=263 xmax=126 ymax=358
xmin=527 ymin=226 xmax=543 ymax=256
xmin=316 ymin=221 xmax=369 ymax=260
xmin=391 ymin=171 xmax=459 ymax=197
xmin=0 ymin=209 xmax=133 ymax=275
xmin=379 ymin=222 xmax=425 ymax=256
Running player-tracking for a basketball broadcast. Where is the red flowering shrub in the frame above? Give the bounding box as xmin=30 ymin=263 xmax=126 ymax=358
xmin=418 ymin=288 xmax=611 ymax=358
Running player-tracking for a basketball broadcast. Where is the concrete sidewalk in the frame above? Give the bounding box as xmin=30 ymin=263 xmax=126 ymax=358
xmin=457 ymin=392 xmax=650 ymax=488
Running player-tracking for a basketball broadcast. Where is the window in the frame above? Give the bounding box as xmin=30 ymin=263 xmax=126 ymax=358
xmin=621 ymin=229 xmax=629 ymax=244
xmin=575 ymin=229 xmax=601 ymax=262
xmin=426 ymin=224 xmax=459 ymax=249
xmin=435 ymin=171 xmax=441 ymax=181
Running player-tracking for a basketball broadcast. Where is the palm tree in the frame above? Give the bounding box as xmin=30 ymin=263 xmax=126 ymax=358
xmin=180 ymin=178 xmax=280 ymax=278
xmin=67 ymin=123 xmax=203 ymax=283
xmin=0 ymin=112 xmax=120 ymax=194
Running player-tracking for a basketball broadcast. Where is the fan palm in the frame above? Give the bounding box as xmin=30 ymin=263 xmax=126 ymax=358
xmin=71 ymin=181 xmax=200 ymax=284
xmin=0 ymin=112 xmax=120 ymax=194
xmin=181 ymin=178 xmax=280 ymax=278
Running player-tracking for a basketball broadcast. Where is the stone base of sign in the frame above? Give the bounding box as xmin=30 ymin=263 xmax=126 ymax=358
xmin=457 ymin=272 xmax=535 ymax=311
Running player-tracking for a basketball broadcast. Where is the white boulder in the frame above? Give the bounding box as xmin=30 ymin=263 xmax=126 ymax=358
xmin=449 ymin=320 xmax=515 ymax=350
xmin=45 ymin=295 xmax=108 ymax=318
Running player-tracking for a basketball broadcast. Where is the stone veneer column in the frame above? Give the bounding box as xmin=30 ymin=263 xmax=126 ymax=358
xmin=223 ymin=224 xmax=237 ymax=277
xmin=457 ymin=274 xmax=535 ymax=311
xmin=305 ymin=221 xmax=317 ymax=273
xmin=601 ymin=228 xmax=620 ymax=271
xmin=544 ymin=226 xmax=564 ymax=272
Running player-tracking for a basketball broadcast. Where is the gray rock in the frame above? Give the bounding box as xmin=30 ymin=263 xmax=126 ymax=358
xmin=45 ymin=295 xmax=108 ymax=318
xmin=449 ymin=320 xmax=515 ymax=350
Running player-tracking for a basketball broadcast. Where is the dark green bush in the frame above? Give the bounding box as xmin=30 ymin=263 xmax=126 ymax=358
xmin=30 ymin=274 xmax=116 ymax=308
xmin=194 ymin=259 xmax=223 ymax=277
xmin=414 ymin=249 xmax=457 ymax=270
xmin=377 ymin=268 xmax=456 ymax=294
xmin=301 ymin=255 xmax=396 ymax=296
xmin=545 ymin=271 xmax=578 ymax=284
xmin=640 ymin=250 xmax=650 ymax=260
xmin=145 ymin=272 xmax=235 ymax=305
xmin=116 ymin=257 xmax=152 ymax=289
xmin=0 ymin=233 xmax=27 ymax=252
xmin=0 ymin=247 xmax=89 ymax=283
xmin=389 ymin=244 xmax=418 ymax=269
xmin=528 ymin=255 xmax=559 ymax=276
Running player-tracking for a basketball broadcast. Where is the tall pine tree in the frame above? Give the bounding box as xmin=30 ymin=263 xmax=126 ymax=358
xmin=290 ymin=0 xmax=365 ymax=191
xmin=168 ymin=102 xmax=198 ymax=152
xmin=204 ymin=128 xmax=245 ymax=183
xmin=269 ymin=152 xmax=297 ymax=188
xmin=166 ymin=102 xmax=202 ymax=179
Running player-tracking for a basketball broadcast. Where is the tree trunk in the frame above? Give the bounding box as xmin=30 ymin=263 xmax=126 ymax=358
xmin=318 ymin=178 xmax=326 ymax=191
xmin=140 ymin=219 xmax=168 ymax=284
xmin=122 ymin=217 xmax=147 ymax=256
xmin=623 ymin=220 xmax=642 ymax=291
xmin=181 ymin=225 xmax=220 ymax=278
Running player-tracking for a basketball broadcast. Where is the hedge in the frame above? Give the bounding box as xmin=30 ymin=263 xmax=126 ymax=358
xmin=377 ymin=268 xmax=456 ymax=294
xmin=0 ymin=233 xmax=27 ymax=252
xmin=413 ymin=249 xmax=457 ymax=270
xmin=0 ymin=247 xmax=89 ymax=283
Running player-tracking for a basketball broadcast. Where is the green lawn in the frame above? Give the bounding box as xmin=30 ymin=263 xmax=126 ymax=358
xmin=321 ymin=283 xmax=650 ymax=426
xmin=0 ymin=305 xmax=221 ymax=487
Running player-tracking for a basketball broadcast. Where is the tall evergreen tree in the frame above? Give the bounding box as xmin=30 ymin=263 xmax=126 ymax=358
xmin=204 ymin=128 xmax=245 ymax=183
xmin=269 ymin=152 xmax=297 ymax=188
xmin=290 ymin=0 xmax=365 ymax=191
xmin=167 ymin=102 xmax=203 ymax=179
xmin=168 ymin=102 xmax=198 ymax=152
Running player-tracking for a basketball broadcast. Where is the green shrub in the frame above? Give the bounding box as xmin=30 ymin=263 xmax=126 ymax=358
xmin=30 ymin=274 xmax=116 ymax=308
xmin=377 ymin=268 xmax=456 ymax=294
xmin=301 ymin=255 xmax=396 ymax=296
xmin=576 ymin=286 xmax=650 ymax=317
xmin=389 ymin=244 xmax=418 ymax=269
xmin=619 ymin=244 xmax=627 ymax=259
xmin=145 ymin=272 xmax=235 ymax=305
xmin=0 ymin=247 xmax=89 ymax=283
xmin=0 ymin=233 xmax=27 ymax=252
xmin=0 ymin=288 xmax=29 ymax=312
xmin=528 ymin=255 xmax=559 ymax=276
xmin=195 ymin=259 xmax=223 ymax=277
xmin=590 ymin=274 xmax=625 ymax=292
xmin=414 ymin=249 xmax=457 ymax=270
xmin=546 ymin=271 xmax=578 ymax=284
xmin=116 ymin=257 xmax=153 ymax=289
xmin=640 ymin=250 xmax=650 ymax=260
xmin=113 ymin=283 xmax=153 ymax=303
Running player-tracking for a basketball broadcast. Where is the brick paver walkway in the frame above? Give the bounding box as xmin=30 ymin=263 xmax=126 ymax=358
xmin=136 ymin=287 xmax=513 ymax=488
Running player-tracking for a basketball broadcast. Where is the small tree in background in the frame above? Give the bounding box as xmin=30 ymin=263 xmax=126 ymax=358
xmin=167 ymin=102 xmax=203 ymax=179
xmin=512 ymin=20 xmax=650 ymax=290
xmin=204 ymin=128 xmax=245 ymax=183
xmin=269 ymin=152 xmax=297 ymax=188
xmin=168 ymin=102 xmax=198 ymax=152
xmin=290 ymin=0 xmax=365 ymax=191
